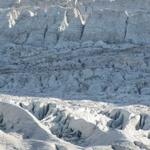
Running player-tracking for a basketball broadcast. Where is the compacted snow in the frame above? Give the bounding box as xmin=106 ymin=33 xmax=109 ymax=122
xmin=0 ymin=0 xmax=150 ymax=150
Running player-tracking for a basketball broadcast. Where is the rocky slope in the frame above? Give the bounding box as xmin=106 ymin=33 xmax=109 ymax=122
xmin=1 ymin=43 xmax=150 ymax=104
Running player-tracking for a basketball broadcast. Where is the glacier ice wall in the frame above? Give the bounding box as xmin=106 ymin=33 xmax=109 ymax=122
xmin=0 ymin=0 xmax=150 ymax=103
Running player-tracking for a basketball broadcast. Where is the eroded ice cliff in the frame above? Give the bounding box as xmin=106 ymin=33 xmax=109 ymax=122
xmin=1 ymin=0 xmax=150 ymax=45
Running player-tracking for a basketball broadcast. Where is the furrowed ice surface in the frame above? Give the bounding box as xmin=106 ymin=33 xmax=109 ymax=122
xmin=0 ymin=97 xmax=150 ymax=150
xmin=0 ymin=0 xmax=150 ymax=150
